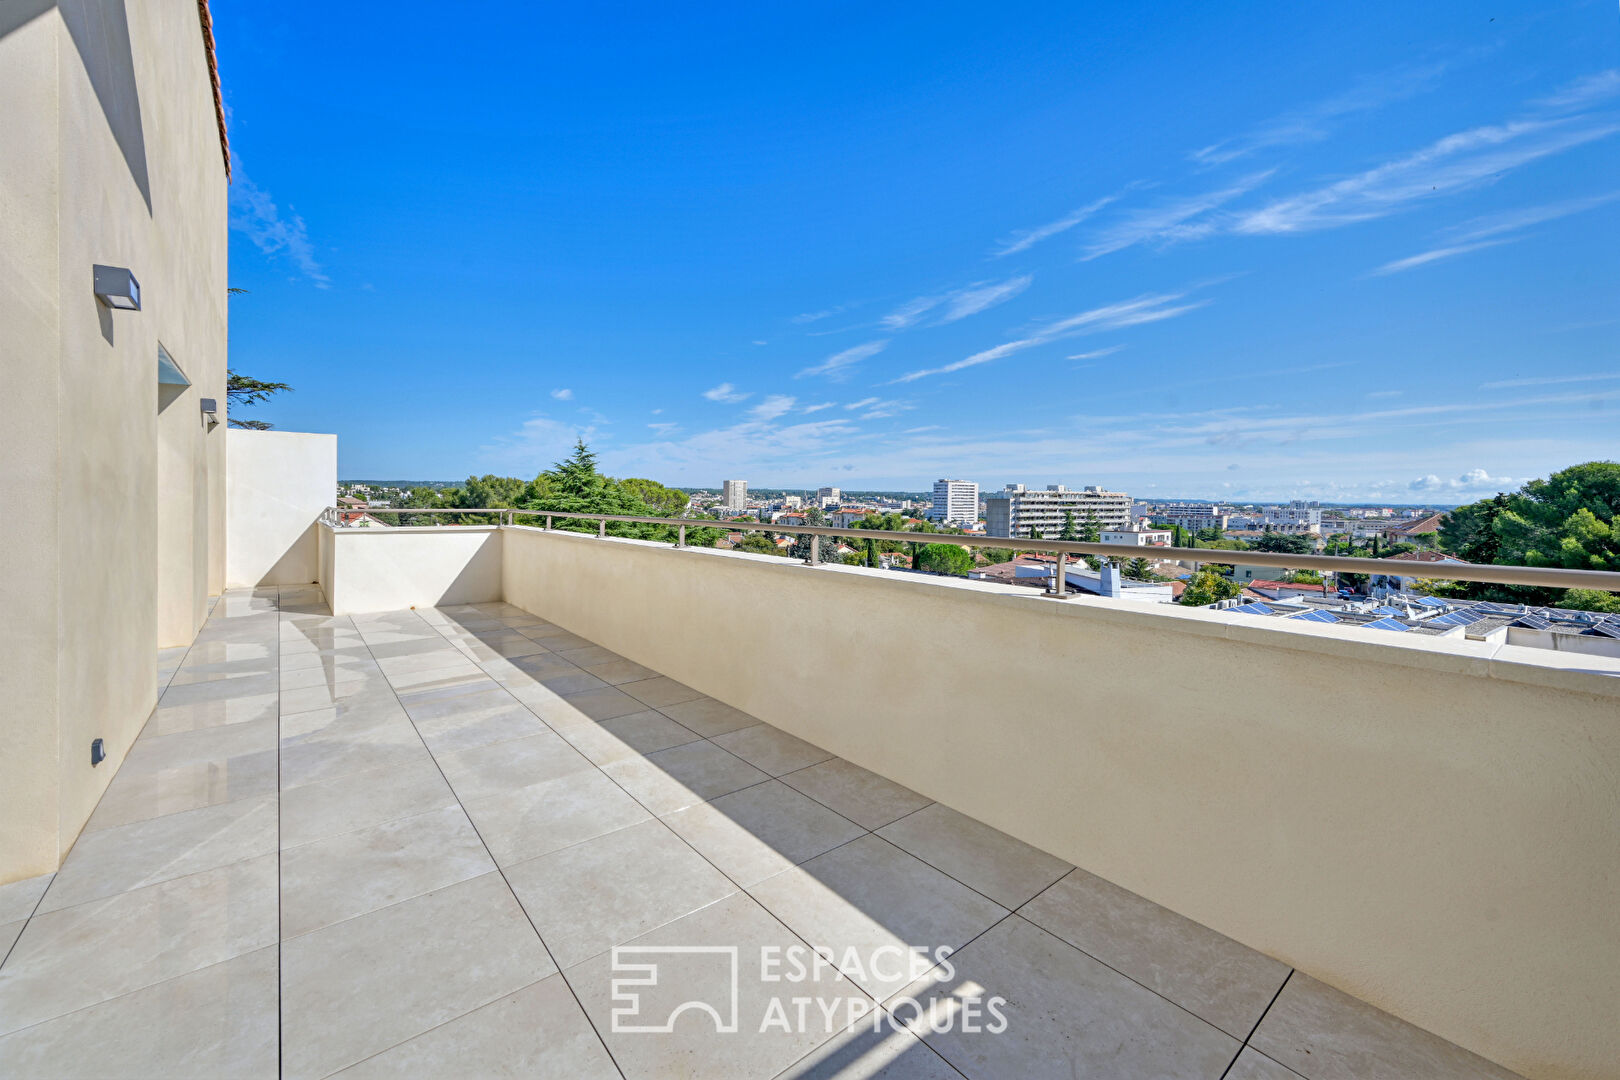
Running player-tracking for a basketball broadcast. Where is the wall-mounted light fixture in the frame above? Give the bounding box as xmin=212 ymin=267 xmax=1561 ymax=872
xmin=200 ymin=397 xmax=219 ymax=426
xmin=93 ymin=264 xmax=141 ymax=310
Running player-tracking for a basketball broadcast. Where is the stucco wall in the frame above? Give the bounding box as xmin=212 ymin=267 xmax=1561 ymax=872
xmin=226 ymin=429 xmax=337 ymax=587
xmin=0 ymin=1 xmax=228 ymax=882
xmin=323 ymin=526 xmax=503 ymax=615
xmin=501 ymin=526 xmax=1620 ymax=1080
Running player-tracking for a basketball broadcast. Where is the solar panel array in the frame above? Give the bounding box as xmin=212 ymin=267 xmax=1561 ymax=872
xmin=1362 ymin=617 xmax=1411 ymax=632
xmin=1232 ymin=602 xmax=1275 ymax=616
xmin=1291 ymin=610 xmax=1340 ymax=624
xmin=1425 ymin=609 xmax=1491 ymax=628
xmin=1520 ymin=615 xmax=1552 ymax=630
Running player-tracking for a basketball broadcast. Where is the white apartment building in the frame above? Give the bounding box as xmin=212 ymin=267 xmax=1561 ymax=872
xmin=984 ymin=484 xmax=1132 ymax=538
xmin=930 ymin=479 xmax=979 ymax=526
xmin=1264 ymin=500 xmax=1323 ymax=532
xmin=1101 ymin=526 xmax=1173 ymax=547
xmin=816 ymin=486 xmax=841 ymax=508
xmin=1155 ymin=504 xmax=1229 ymax=532
xmin=722 ymin=479 xmax=747 ymax=511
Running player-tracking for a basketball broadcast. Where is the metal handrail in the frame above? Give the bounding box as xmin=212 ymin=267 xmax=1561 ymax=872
xmin=320 ymin=506 xmax=1620 ymax=593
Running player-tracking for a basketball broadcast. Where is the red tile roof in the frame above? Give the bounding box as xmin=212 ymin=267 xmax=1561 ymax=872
xmin=196 ymin=2 xmax=230 ymax=178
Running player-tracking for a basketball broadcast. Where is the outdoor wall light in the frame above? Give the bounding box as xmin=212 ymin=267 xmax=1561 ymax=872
xmin=200 ymin=398 xmax=219 ymax=426
xmin=93 ymin=264 xmax=141 ymax=310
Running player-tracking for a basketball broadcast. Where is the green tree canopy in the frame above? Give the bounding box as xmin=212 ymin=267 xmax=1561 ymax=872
xmin=1249 ymin=532 xmax=1314 ymax=555
xmin=916 ymin=543 xmax=974 ymax=576
xmin=1180 ymin=570 xmax=1242 ymax=606
xmin=225 ymin=371 xmax=292 ymax=430
xmin=619 ymin=478 xmax=689 ymax=516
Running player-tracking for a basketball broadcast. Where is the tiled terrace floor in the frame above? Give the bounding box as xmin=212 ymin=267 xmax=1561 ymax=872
xmin=0 ymin=587 xmax=1523 ymax=1079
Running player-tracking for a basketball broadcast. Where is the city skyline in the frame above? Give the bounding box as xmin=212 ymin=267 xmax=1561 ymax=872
xmin=220 ymin=3 xmax=1618 ymax=500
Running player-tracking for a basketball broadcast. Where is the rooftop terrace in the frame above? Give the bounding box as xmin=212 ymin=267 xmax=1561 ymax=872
xmin=0 ymin=585 xmax=1534 ymax=1078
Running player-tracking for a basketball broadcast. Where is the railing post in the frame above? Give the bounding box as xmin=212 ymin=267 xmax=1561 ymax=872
xmin=598 ymin=519 xmax=606 ymax=539
xmin=676 ymin=524 xmax=686 ymax=548
xmin=544 ymin=514 xmax=552 ymax=531
xmin=805 ymin=534 xmax=819 ymax=566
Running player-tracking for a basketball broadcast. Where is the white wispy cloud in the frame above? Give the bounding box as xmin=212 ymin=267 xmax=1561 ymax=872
xmin=229 ymin=159 xmax=330 ymax=287
xmin=1190 ymin=63 xmax=1447 ymax=166
xmin=1372 ymin=191 xmax=1620 ymax=274
xmin=880 ymin=276 xmax=1031 ymax=330
xmin=1409 ymin=468 xmax=1514 ymax=493
xmin=703 ymin=383 xmax=751 ymax=403
xmin=991 ymin=193 xmax=1123 ymax=256
xmin=1536 ymin=69 xmax=1620 ymax=111
xmin=844 ymin=397 xmax=879 ymax=410
xmin=941 ymin=276 xmax=1032 ymax=322
xmin=791 ymin=306 xmax=846 ymax=324
xmin=855 ymin=399 xmax=912 ymax=420
xmin=1083 ymin=172 xmax=1274 ymax=258
xmin=478 ymin=415 xmax=597 ymax=472
xmin=1235 ymin=117 xmax=1619 ymax=235
xmin=748 ymin=394 xmax=797 ymax=422
xmin=890 ymin=292 xmax=1209 ymax=384
xmin=1371 ymin=239 xmax=1511 ymax=275
xmin=1068 ymin=346 xmax=1123 ymax=360
xmin=550 ymin=388 xmax=573 ymax=400
xmin=797 ymin=340 xmax=887 ymax=379
xmin=1480 ymin=372 xmax=1620 ymax=390
xmin=647 ymin=421 xmax=679 ymax=434
xmin=802 ymin=401 xmax=837 ymax=413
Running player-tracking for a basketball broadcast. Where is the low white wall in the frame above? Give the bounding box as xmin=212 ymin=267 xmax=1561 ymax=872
xmin=324 ymin=526 xmax=502 ymax=615
xmin=226 ymin=429 xmax=336 ymax=587
xmin=501 ymin=525 xmax=1620 ymax=1080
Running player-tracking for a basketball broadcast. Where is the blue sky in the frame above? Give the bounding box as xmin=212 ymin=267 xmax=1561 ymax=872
xmin=218 ymin=2 xmax=1619 ymax=501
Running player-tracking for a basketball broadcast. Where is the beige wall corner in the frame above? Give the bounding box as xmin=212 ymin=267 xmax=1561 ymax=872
xmin=227 ymin=429 xmax=337 ymax=587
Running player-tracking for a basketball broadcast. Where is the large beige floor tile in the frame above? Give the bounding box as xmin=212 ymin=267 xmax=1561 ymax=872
xmin=0 ymin=855 xmax=277 ymax=1035
xmin=1228 ymin=1048 xmax=1306 ymax=1079
xmin=280 ymin=806 xmax=495 ymax=938
xmin=411 ymin=700 xmax=551 ymax=755
xmin=658 ymin=696 xmax=759 ymax=737
xmin=619 ymin=675 xmax=707 ymax=709
xmin=462 ymin=768 xmax=652 ymax=866
xmin=580 ymin=657 xmax=660 ymax=685
xmin=120 ymin=717 xmax=278 ymax=775
xmin=142 ymin=693 xmax=278 ymax=738
xmin=899 ymin=915 xmax=1239 ymax=1080
xmin=1250 ymin=974 xmax=1523 ymax=1080
xmin=279 ymin=757 xmax=459 ymax=848
xmin=433 ymin=729 xmax=595 ymax=802
xmin=561 ymin=684 xmax=650 ymax=721
xmin=780 ymin=759 xmax=931 ymax=830
xmin=595 ymin=709 xmax=704 ymax=756
xmin=158 ymin=672 xmax=280 ymax=708
xmin=0 ymin=921 xmax=24 ymax=961
xmin=0 ymin=946 xmax=278 ymax=1080
xmin=506 ymin=819 xmax=736 ymax=967
xmin=86 ymin=747 xmax=278 ymax=831
xmin=281 ymin=872 xmax=554 ymax=1080
xmin=750 ymin=834 xmax=1007 ymax=1001
xmin=278 ymin=710 xmax=429 ymax=791
xmin=331 ymin=974 xmax=618 ymax=1079
xmin=602 ymin=740 xmax=770 ymax=815
xmin=779 ymin=1022 xmax=963 ymax=1079
xmin=712 ymin=723 xmax=834 ymax=776
xmin=1020 ymin=867 xmax=1290 ymax=1038
xmin=39 ymin=795 xmax=277 ymax=914
xmin=568 ymin=891 xmax=864 ymax=1080
xmin=662 ymin=780 xmax=865 ymax=886
xmin=0 ymin=874 xmax=53 ymax=924
xmin=877 ymin=803 xmax=1070 ymax=909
